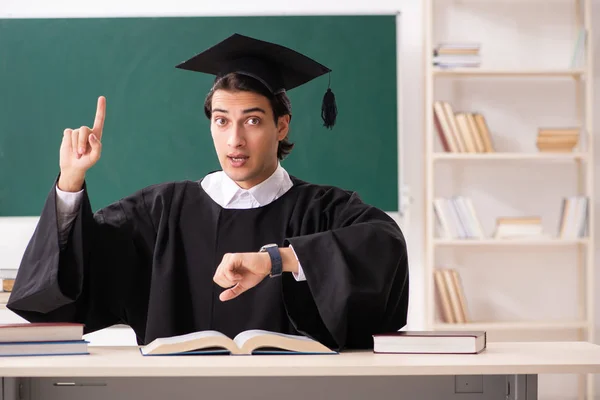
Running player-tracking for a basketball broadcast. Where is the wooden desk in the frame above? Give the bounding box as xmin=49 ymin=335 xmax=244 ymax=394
xmin=2 ymin=341 xmax=600 ymax=400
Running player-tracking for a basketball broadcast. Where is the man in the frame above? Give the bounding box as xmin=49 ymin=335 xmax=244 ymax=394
xmin=8 ymin=33 xmax=409 ymax=351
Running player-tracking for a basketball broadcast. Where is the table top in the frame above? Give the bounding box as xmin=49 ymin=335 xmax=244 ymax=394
xmin=1 ymin=341 xmax=600 ymax=377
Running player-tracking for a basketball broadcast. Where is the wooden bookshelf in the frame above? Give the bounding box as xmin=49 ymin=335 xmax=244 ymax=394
xmin=433 ymin=238 xmax=589 ymax=247
xmin=433 ymin=320 xmax=588 ymax=331
xmin=433 ymin=152 xmax=588 ymax=161
xmin=433 ymin=68 xmax=585 ymax=78
xmin=424 ymin=0 xmax=594 ymax=398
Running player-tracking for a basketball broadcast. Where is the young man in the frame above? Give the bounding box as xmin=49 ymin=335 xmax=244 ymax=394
xmin=8 ymin=34 xmax=409 ymax=351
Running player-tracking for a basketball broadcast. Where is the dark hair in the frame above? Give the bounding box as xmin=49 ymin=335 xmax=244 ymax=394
xmin=204 ymin=73 xmax=294 ymax=160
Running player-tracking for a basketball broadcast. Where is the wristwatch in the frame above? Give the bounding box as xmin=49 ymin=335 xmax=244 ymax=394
xmin=259 ymin=243 xmax=283 ymax=278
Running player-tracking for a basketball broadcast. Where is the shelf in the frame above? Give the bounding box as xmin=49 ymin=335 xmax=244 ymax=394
xmin=433 ymin=320 xmax=589 ymax=331
xmin=0 ymin=292 xmax=11 ymax=310
xmin=425 ymin=1 xmax=595 ymax=397
xmin=433 ymin=152 xmax=587 ymax=161
xmin=433 ymin=238 xmax=589 ymax=246
xmin=433 ymin=68 xmax=585 ymax=78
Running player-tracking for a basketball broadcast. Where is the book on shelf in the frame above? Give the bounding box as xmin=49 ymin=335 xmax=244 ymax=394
xmin=433 ymin=196 xmax=484 ymax=240
xmin=558 ymin=196 xmax=588 ymax=238
xmin=536 ymin=127 xmax=580 ymax=153
xmin=570 ymin=27 xmax=586 ymax=69
xmin=493 ymin=216 xmax=545 ymax=239
xmin=373 ymin=331 xmax=486 ymax=354
xmin=433 ymin=101 xmax=495 ymax=153
xmin=434 ymin=268 xmax=470 ymax=324
xmin=0 ymin=323 xmax=88 ymax=357
xmin=433 ymin=43 xmax=481 ymax=68
xmin=1 ymin=279 xmax=13 ymax=292
xmin=140 ymin=329 xmax=336 ymax=356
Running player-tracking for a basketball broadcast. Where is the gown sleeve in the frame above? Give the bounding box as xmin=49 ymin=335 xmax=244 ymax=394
xmin=6 ymin=176 xmax=157 ymax=337
xmin=282 ymin=188 xmax=409 ymax=351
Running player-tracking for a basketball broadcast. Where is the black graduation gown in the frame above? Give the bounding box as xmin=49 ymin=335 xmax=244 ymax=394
xmin=7 ymin=175 xmax=409 ymax=350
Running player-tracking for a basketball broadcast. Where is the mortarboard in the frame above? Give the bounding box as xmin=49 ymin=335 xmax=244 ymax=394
xmin=176 ymin=33 xmax=337 ymax=129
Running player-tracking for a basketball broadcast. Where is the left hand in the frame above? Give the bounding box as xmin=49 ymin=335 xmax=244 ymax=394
xmin=213 ymin=252 xmax=272 ymax=301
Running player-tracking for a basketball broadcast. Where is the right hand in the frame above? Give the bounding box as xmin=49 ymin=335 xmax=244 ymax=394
xmin=58 ymin=96 xmax=106 ymax=192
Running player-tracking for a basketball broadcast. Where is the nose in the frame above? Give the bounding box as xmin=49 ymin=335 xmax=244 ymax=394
xmin=227 ymin=123 xmax=246 ymax=148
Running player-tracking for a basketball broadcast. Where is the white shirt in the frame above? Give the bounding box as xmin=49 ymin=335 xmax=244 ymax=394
xmin=200 ymin=163 xmax=292 ymax=209
xmin=55 ymin=164 xmax=306 ymax=281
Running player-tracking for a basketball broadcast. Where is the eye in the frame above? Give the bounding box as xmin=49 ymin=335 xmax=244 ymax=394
xmin=214 ymin=117 xmax=227 ymax=126
xmin=247 ymin=117 xmax=261 ymax=126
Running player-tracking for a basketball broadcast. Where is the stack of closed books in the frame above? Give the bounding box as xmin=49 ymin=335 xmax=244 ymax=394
xmin=493 ymin=216 xmax=544 ymax=239
xmin=536 ymin=128 xmax=579 ymax=152
xmin=2 ymin=279 xmax=14 ymax=292
xmin=433 ymin=43 xmax=481 ymax=68
xmin=0 ymin=323 xmax=88 ymax=356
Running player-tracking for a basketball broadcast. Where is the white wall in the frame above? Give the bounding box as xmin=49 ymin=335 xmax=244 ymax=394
xmin=1 ymin=1 xmax=598 ymax=399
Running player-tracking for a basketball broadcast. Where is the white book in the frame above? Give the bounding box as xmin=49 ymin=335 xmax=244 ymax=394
xmin=446 ymin=198 xmax=467 ymax=239
xmin=373 ymin=331 xmax=486 ymax=354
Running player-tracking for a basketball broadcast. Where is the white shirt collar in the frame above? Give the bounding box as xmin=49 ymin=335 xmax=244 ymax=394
xmin=201 ymin=164 xmax=293 ymax=209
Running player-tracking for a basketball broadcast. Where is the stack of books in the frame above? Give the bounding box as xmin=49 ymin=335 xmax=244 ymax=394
xmin=0 ymin=268 xmax=17 ymax=293
xmin=493 ymin=216 xmax=544 ymax=239
xmin=0 ymin=323 xmax=88 ymax=356
xmin=433 ymin=101 xmax=495 ymax=153
xmin=433 ymin=43 xmax=481 ymax=68
xmin=536 ymin=128 xmax=579 ymax=152
xmin=1 ymin=279 xmax=13 ymax=292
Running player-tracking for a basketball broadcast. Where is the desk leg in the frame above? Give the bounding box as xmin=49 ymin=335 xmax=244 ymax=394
xmin=506 ymin=375 xmax=538 ymax=400
xmin=1 ymin=378 xmax=28 ymax=400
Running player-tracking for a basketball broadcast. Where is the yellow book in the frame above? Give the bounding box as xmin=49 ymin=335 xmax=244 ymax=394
xmin=473 ymin=113 xmax=495 ymax=152
xmin=443 ymin=269 xmax=466 ymax=323
xmin=466 ymin=113 xmax=485 ymax=153
xmin=434 ymin=269 xmax=455 ymax=323
xmin=455 ymin=113 xmax=477 ymax=153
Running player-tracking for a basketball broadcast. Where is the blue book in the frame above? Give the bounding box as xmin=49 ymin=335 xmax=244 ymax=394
xmin=0 ymin=340 xmax=89 ymax=357
xmin=139 ymin=330 xmax=336 ymax=356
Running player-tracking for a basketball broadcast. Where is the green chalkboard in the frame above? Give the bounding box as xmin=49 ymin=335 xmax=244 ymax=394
xmin=0 ymin=15 xmax=398 ymax=215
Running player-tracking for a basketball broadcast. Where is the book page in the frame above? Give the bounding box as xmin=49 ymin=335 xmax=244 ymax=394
xmin=141 ymin=330 xmax=234 ymax=355
xmin=153 ymin=330 xmax=229 ymax=346
xmin=233 ymin=330 xmax=313 ymax=350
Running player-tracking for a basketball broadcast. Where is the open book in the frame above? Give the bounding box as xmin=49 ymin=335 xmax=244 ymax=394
xmin=140 ymin=329 xmax=336 ymax=356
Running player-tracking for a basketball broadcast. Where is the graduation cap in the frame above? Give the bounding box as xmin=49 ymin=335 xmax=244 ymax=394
xmin=176 ymin=33 xmax=337 ymax=129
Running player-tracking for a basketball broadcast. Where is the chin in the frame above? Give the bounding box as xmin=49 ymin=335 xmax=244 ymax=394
xmin=223 ymin=168 xmax=252 ymax=184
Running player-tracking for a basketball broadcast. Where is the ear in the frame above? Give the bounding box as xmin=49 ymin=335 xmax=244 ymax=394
xmin=277 ymin=114 xmax=290 ymax=141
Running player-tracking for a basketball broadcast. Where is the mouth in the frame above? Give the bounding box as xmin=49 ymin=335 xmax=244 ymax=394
xmin=227 ymin=155 xmax=249 ymax=167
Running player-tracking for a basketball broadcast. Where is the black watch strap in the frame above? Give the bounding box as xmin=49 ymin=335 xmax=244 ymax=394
xmin=261 ymin=245 xmax=283 ymax=277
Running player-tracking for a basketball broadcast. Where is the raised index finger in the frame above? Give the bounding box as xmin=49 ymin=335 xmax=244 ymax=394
xmin=92 ymin=96 xmax=106 ymax=139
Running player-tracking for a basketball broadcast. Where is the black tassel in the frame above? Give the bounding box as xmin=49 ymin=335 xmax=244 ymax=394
xmin=321 ymin=87 xmax=337 ymax=129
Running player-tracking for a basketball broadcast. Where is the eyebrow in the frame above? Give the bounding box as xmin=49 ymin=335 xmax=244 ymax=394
xmin=211 ymin=107 xmax=266 ymax=114
xmin=242 ymin=107 xmax=266 ymax=114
